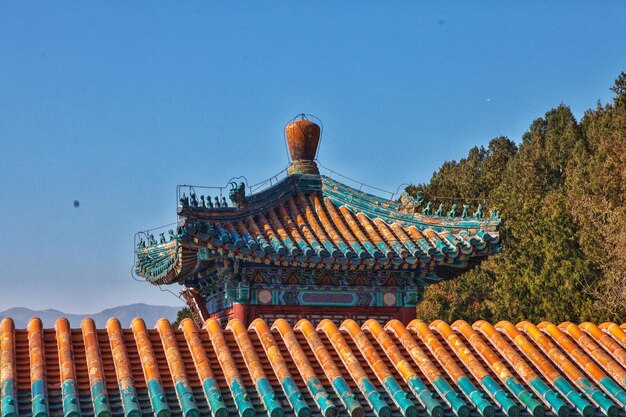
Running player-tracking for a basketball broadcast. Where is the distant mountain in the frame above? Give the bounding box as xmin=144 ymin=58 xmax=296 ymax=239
xmin=0 ymin=303 xmax=182 ymax=328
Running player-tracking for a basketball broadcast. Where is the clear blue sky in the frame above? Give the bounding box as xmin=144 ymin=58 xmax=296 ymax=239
xmin=1 ymin=2 xmax=625 ymax=313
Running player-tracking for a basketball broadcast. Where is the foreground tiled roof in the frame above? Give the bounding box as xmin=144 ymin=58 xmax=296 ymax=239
xmin=3 ymin=318 xmax=626 ymax=417
xmin=136 ymin=176 xmax=501 ymax=285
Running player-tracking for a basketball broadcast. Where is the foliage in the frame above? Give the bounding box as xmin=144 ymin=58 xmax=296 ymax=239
xmin=414 ymin=73 xmax=626 ymax=323
xmin=567 ymin=72 xmax=626 ymax=319
xmin=172 ymin=307 xmax=193 ymax=328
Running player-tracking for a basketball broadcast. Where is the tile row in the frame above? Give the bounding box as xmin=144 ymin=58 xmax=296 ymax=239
xmin=3 ymin=318 xmax=626 ymax=417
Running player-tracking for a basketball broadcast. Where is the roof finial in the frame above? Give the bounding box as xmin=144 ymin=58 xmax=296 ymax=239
xmin=285 ymin=114 xmax=321 ymax=175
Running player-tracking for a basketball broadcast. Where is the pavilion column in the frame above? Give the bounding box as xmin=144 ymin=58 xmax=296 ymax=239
xmin=400 ymin=307 xmax=416 ymax=325
xmin=231 ymin=303 xmax=248 ymax=326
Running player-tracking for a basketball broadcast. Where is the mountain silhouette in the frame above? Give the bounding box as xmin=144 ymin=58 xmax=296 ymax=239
xmin=0 ymin=303 xmax=181 ymax=328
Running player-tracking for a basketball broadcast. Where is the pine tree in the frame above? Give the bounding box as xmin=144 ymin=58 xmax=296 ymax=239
xmin=566 ymin=72 xmax=626 ymax=320
xmin=172 ymin=307 xmax=193 ymax=328
xmin=411 ymin=80 xmax=626 ymax=322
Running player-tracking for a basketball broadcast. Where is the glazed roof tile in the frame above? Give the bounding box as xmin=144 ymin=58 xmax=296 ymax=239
xmin=136 ymin=176 xmax=500 ymax=284
xmin=2 ymin=317 xmax=626 ymax=417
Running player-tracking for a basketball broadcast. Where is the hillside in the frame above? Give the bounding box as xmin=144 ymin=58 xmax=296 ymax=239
xmin=0 ymin=303 xmax=181 ymax=328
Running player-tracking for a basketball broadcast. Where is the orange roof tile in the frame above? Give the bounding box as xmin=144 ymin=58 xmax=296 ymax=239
xmin=2 ymin=317 xmax=626 ymax=417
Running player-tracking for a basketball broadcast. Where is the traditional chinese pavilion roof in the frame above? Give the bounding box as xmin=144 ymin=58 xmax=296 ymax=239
xmin=3 ymin=316 xmax=626 ymax=417
xmin=135 ymin=173 xmax=500 ymax=285
xmin=134 ymin=117 xmax=502 ymax=286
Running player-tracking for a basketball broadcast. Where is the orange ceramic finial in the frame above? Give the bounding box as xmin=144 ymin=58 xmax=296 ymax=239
xmin=286 ymin=115 xmax=321 ymax=175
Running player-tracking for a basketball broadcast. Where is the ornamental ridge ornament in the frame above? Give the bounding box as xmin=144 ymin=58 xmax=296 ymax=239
xmin=228 ymin=182 xmax=246 ymax=207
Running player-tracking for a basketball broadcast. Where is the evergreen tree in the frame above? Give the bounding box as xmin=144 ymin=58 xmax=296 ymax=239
xmin=172 ymin=307 xmax=193 ymax=328
xmin=415 ymin=137 xmax=516 ymax=322
xmin=566 ymin=72 xmax=626 ymax=319
xmin=412 ymin=73 xmax=626 ymax=322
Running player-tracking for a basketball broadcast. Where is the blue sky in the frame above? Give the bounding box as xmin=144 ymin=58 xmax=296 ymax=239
xmin=1 ymin=2 xmax=625 ymax=313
